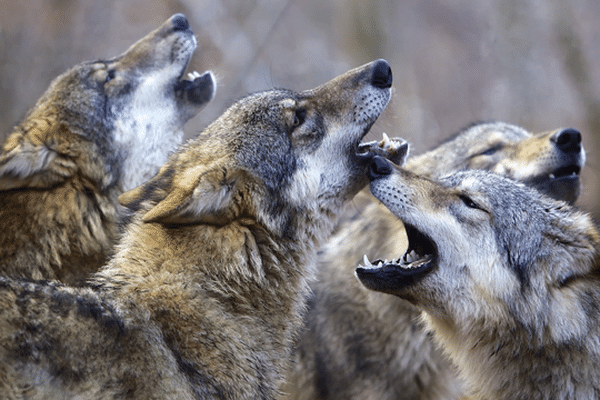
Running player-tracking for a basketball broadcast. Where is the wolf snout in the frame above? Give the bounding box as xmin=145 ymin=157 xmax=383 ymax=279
xmin=170 ymin=14 xmax=191 ymax=32
xmin=551 ymin=128 xmax=582 ymax=154
xmin=370 ymin=59 xmax=393 ymax=89
xmin=368 ymin=156 xmax=394 ymax=180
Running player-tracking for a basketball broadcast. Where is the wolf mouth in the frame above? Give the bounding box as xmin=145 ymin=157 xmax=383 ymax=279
xmin=174 ymin=70 xmax=215 ymax=104
xmin=548 ymin=164 xmax=580 ymax=181
xmin=355 ymin=133 xmax=407 ymax=165
xmin=172 ymin=37 xmax=215 ymax=106
xmin=522 ymin=161 xmax=582 ymax=204
xmin=356 ymin=223 xmax=437 ymax=291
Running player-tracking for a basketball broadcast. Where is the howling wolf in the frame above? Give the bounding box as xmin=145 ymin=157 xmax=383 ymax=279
xmin=0 ymin=14 xmax=215 ymax=284
xmin=285 ymin=121 xmax=586 ymax=400
xmin=357 ymin=156 xmax=600 ymax=400
xmin=0 ymin=60 xmax=408 ymax=399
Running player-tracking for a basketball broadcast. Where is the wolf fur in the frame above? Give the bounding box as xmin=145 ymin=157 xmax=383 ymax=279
xmin=0 ymin=60 xmax=408 ymax=399
xmin=0 ymin=14 xmax=216 ymax=285
xmin=356 ymin=157 xmax=600 ymax=399
xmin=284 ymin=121 xmax=586 ymax=400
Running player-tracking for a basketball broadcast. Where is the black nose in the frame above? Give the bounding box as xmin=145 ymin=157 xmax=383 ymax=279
xmin=171 ymin=14 xmax=190 ymax=32
xmin=368 ymin=156 xmax=393 ymax=180
xmin=552 ymin=128 xmax=582 ymax=154
xmin=371 ymin=59 xmax=393 ymax=89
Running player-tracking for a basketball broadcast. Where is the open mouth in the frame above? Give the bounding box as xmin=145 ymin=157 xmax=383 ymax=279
xmin=527 ymin=163 xmax=582 ymax=204
xmin=355 ymin=133 xmax=409 ymax=165
xmin=174 ymin=70 xmax=215 ymax=104
xmin=548 ymin=164 xmax=580 ymax=181
xmin=170 ymin=33 xmax=215 ymax=105
xmin=355 ymin=223 xmax=437 ymax=293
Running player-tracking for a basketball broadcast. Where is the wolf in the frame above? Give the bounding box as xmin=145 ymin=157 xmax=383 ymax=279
xmin=0 ymin=59 xmax=409 ymax=399
xmin=0 ymin=14 xmax=216 ymax=285
xmin=356 ymin=156 xmax=600 ymax=399
xmin=284 ymin=121 xmax=586 ymax=400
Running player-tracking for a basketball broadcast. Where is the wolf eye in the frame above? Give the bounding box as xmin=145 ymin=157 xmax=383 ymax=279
xmin=292 ymin=108 xmax=306 ymax=128
xmin=479 ymin=145 xmax=502 ymax=156
xmin=459 ymin=194 xmax=480 ymax=210
xmin=105 ymin=69 xmax=116 ymax=83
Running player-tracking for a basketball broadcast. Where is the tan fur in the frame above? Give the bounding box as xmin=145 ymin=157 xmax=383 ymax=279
xmin=356 ymin=159 xmax=600 ymax=399
xmin=0 ymin=60 xmax=405 ymax=399
xmin=284 ymin=122 xmax=586 ymax=400
xmin=0 ymin=14 xmax=215 ymax=284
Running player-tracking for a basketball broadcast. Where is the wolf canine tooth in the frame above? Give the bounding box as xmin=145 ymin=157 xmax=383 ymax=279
xmin=381 ymin=132 xmax=390 ymax=147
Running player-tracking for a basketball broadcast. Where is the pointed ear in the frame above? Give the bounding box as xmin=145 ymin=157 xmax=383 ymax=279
xmin=0 ymin=126 xmax=77 ymax=191
xmin=118 ymin=164 xmax=175 ymax=212
xmin=119 ymin=163 xmax=244 ymax=225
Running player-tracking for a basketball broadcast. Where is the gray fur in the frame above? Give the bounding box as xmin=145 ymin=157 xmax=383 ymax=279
xmin=283 ymin=121 xmax=586 ymax=400
xmin=0 ymin=14 xmax=215 ymax=284
xmin=0 ymin=60 xmax=406 ymax=400
xmin=357 ymin=161 xmax=600 ymax=399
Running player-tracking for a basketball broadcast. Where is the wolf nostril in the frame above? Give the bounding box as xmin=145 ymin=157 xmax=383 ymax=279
xmin=368 ymin=156 xmax=393 ymax=180
xmin=371 ymin=59 xmax=393 ymax=89
xmin=171 ymin=14 xmax=190 ymax=32
xmin=552 ymin=128 xmax=582 ymax=154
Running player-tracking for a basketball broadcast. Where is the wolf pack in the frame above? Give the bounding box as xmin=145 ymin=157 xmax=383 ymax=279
xmin=0 ymin=13 xmax=597 ymax=400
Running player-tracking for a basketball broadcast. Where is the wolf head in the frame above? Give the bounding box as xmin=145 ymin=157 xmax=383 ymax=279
xmin=0 ymin=14 xmax=215 ymax=193
xmin=357 ymin=157 xmax=600 ymax=337
xmin=407 ymin=121 xmax=586 ymax=204
xmin=119 ymin=59 xmax=395 ymax=239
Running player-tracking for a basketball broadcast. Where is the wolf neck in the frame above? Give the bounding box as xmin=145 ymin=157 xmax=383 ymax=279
xmin=102 ymin=215 xmax=320 ymax=316
xmin=116 ymin=126 xmax=184 ymax=192
xmin=424 ymin=312 xmax=599 ymax=399
xmin=94 ymin=215 xmax=325 ymax=394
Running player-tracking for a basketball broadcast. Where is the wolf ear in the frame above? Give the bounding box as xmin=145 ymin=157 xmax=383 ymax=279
xmin=119 ymin=163 xmax=243 ymax=225
xmin=0 ymin=126 xmax=77 ymax=191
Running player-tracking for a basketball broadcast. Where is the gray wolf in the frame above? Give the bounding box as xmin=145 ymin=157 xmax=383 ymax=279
xmin=0 ymin=14 xmax=216 ymax=284
xmin=0 ymin=59 xmax=407 ymax=399
xmin=284 ymin=121 xmax=586 ymax=400
xmin=356 ymin=156 xmax=600 ymax=399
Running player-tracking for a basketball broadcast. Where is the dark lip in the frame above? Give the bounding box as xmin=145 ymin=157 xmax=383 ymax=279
xmin=525 ymin=165 xmax=581 ymax=204
xmin=548 ymin=164 xmax=581 ymax=181
xmin=524 ymin=164 xmax=581 ymax=186
xmin=171 ymin=48 xmax=203 ymax=95
xmin=526 ymin=164 xmax=581 ymax=187
xmin=353 ymin=123 xmax=379 ymax=162
xmin=366 ymin=257 xmax=433 ymax=277
xmin=355 ymin=223 xmax=438 ymax=294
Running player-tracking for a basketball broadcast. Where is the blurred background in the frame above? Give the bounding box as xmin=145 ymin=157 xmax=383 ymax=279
xmin=1 ymin=0 xmax=598 ymax=218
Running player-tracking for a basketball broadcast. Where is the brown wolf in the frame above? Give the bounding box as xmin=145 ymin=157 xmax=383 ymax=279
xmin=0 ymin=60 xmax=407 ymax=399
xmin=284 ymin=121 xmax=586 ymax=400
xmin=0 ymin=14 xmax=215 ymax=285
xmin=356 ymin=156 xmax=600 ymax=399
